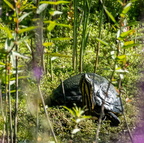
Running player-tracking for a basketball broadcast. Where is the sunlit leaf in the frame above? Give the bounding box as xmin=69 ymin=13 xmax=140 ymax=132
xmin=118 ymin=29 xmax=135 ymax=39
xmin=0 ymin=26 xmax=13 ymax=39
xmin=0 ymin=62 xmax=5 ymax=66
xmin=3 ymin=0 xmax=14 ymax=10
xmin=117 ymin=30 xmax=121 ymax=38
xmin=12 ymin=51 xmax=29 ymax=59
xmin=122 ymin=43 xmax=139 ymax=49
xmin=5 ymin=39 xmax=14 ymax=52
xmin=96 ymin=38 xmax=108 ymax=46
xmin=44 ymin=20 xmax=72 ymax=28
xmin=36 ymin=3 xmax=48 ymax=14
xmin=117 ymin=0 xmax=123 ymax=5
xmin=49 ymin=11 xmax=63 ymax=16
xmin=18 ymin=26 xmax=38 ymax=34
xmin=43 ymin=42 xmax=53 ymax=47
xmin=19 ymin=12 xmax=32 ymax=23
xmin=40 ymin=1 xmax=70 ymax=5
xmin=115 ymin=67 xmax=129 ymax=73
xmin=47 ymin=21 xmax=56 ymax=31
xmin=121 ymin=3 xmax=132 ymax=15
xmin=124 ymin=41 xmax=134 ymax=46
xmin=51 ymin=37 xmax=72 ymax=41
xmin=10 ymin=76 xmax=28 ymax=81
xmin=24 ymin=41 xmax=32 ymax=52
xmin=71 ymin=128 xmax=80 ymax=134
xmin=117 ymin=55 xmax=126 ymax=60
xmin=103 ymin=6 xmax=116 ymax=23
xmin=10 ymin=81 xmax=15 ymax=85
xmin=56 ymin=23 xmax=72 ymax=28
xmin=62 ymin=106 xmax=75 ymax=117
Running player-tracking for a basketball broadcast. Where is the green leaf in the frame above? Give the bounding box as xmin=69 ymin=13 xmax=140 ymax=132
xmin=19 ymin=12 xmax=32 ymax=23
xmin=36 ymin=3 xmax=48 ymax=14
xmin=115 ymin=68 xmax=129 ymax=73
xmin=44 ymin=20 xmax=72 ymax=28
xmin=51 ymin=37 xmax=72 ymax=41
xmin=122 ymin=43 xmax=139 ymax=49
xmin=0 ymin=26 xmax=13 ymax=39
xmin=18 ymin=26 xmax=37 ymax=34
xmin=118 ymin=29 xmax=135 ymax=39
xmin=96 ymin=38 xmax=108 ymax=46
xmin=56 ymin=23 xmax=72 ymax=28
xmin=40 ymin=1 xmax=70 ymax=5
xmin=0 ymin=62 xmax=5 ymax=66
xmin=47 ymin=52 xmax=71 ymax=58
xmin=121 ymin=3 xmax=132 ymax=15
xmin=62 ymin=106 xmax=75 ymax=117
xmin=43 ymin=42 xmax=53 ymax=47
xmin=3 ymin=0 xmax=14 ymax=10
xmin=49 ymin=11 xmax=63 ymax=16
xmin=5 ymin=39 xmax=14 ymax=51
xmin=47 ymin=22 xmax=56 ymax=31
xmin=117 ymin=55 xmax=126 ymax=60
xmin=103 ymin=6 xmax=116 ymax=23
xmin=124 ymin=41 xmax=134 ymax=46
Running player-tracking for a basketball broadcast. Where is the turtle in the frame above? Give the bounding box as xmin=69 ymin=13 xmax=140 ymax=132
xmin=51 ymin=73 xmax=123 ymax=126
xmin=79 ymin=73 xmax=123 ymax=126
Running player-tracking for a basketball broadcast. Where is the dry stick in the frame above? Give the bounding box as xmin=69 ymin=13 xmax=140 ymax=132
xmin=0 ymin=80 xmax=6 ymax=143
xmin=37 ymin=84 xmax=58 ymax=143
xmin=118 ymin=77 xmax=134 ymax=143
xmin=73 ymin=0 xmax=78 ymax=71
xmin=8 ymin=61 xmax=13 ymax=143
xmin=5 ymin=58 xmax=9 ymax=143
xmin=14 ymin=1 xmax=19 ymax=142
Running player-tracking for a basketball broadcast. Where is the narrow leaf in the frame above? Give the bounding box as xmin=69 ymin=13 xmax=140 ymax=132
xmin=43 ymin=42 xmax=53 ymax=47
xmin=0 ymin=62 xmax=5 ymax=65
xmin=40 ymin=1 xmax=70 ymax=5
xmin=117 ymin=55 xmax=126 ymax=60
xmin=12 ymin=51 xmax=29 ymax=59
xmin=3 ymin=0 xmax=14 ymax=10
xmin=122 ymin=3 xmax=132 ymax=15
xmin=96 ymin=38 xmax=108 ymax=46
xmin=18 ymin=26 xmax=37 ymax=34
xmin=49 ymin=11 xmax=63 ymax=16
xmin=47 ymin=22 xmax=56 ymax=31
xmin=103 ymin=6 xmax=116 ymax=23
xmin=19 ymin=12 xmax=32 ymax=23
xmin=119 ymin=29 xmax=135 ymax=39
xmin=123 ymin=43 xmax=139 ymax=49
xmin=36 ymin=3 xmax=48 ymax=14
xmin=56 ymin=23 xmax=72 ymax=28
xmin=115 ymin=68 xmax=129 ymax=73
xmin=51 ymin=37 xmax=72 ymax=41
xmin=124 ymin=41 xmax=134 ymax=46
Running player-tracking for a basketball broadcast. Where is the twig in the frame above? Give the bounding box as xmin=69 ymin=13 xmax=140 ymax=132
xmin=119 ymin=77 xmax=134 ymax=143
xmin=37 ymin=84 xmax=58 ymax=143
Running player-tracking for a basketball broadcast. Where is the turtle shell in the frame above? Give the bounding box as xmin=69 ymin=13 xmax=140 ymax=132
xmin=80 ymin=73 xmax=123 ymax=114
xmin=51 ymin=73 xmax=83 ymax=106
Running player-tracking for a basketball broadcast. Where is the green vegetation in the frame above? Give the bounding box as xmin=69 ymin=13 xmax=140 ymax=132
xmin=0 ymin=0 xmax=143 ymax=142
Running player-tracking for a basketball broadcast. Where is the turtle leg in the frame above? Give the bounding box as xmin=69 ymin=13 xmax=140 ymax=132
xmin=107 ymin=112 xmax=120 ymax=126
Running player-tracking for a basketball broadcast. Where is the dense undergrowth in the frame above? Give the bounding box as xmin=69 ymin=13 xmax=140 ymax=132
xmin=0 ymin=0 xmax=144 ymax=142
